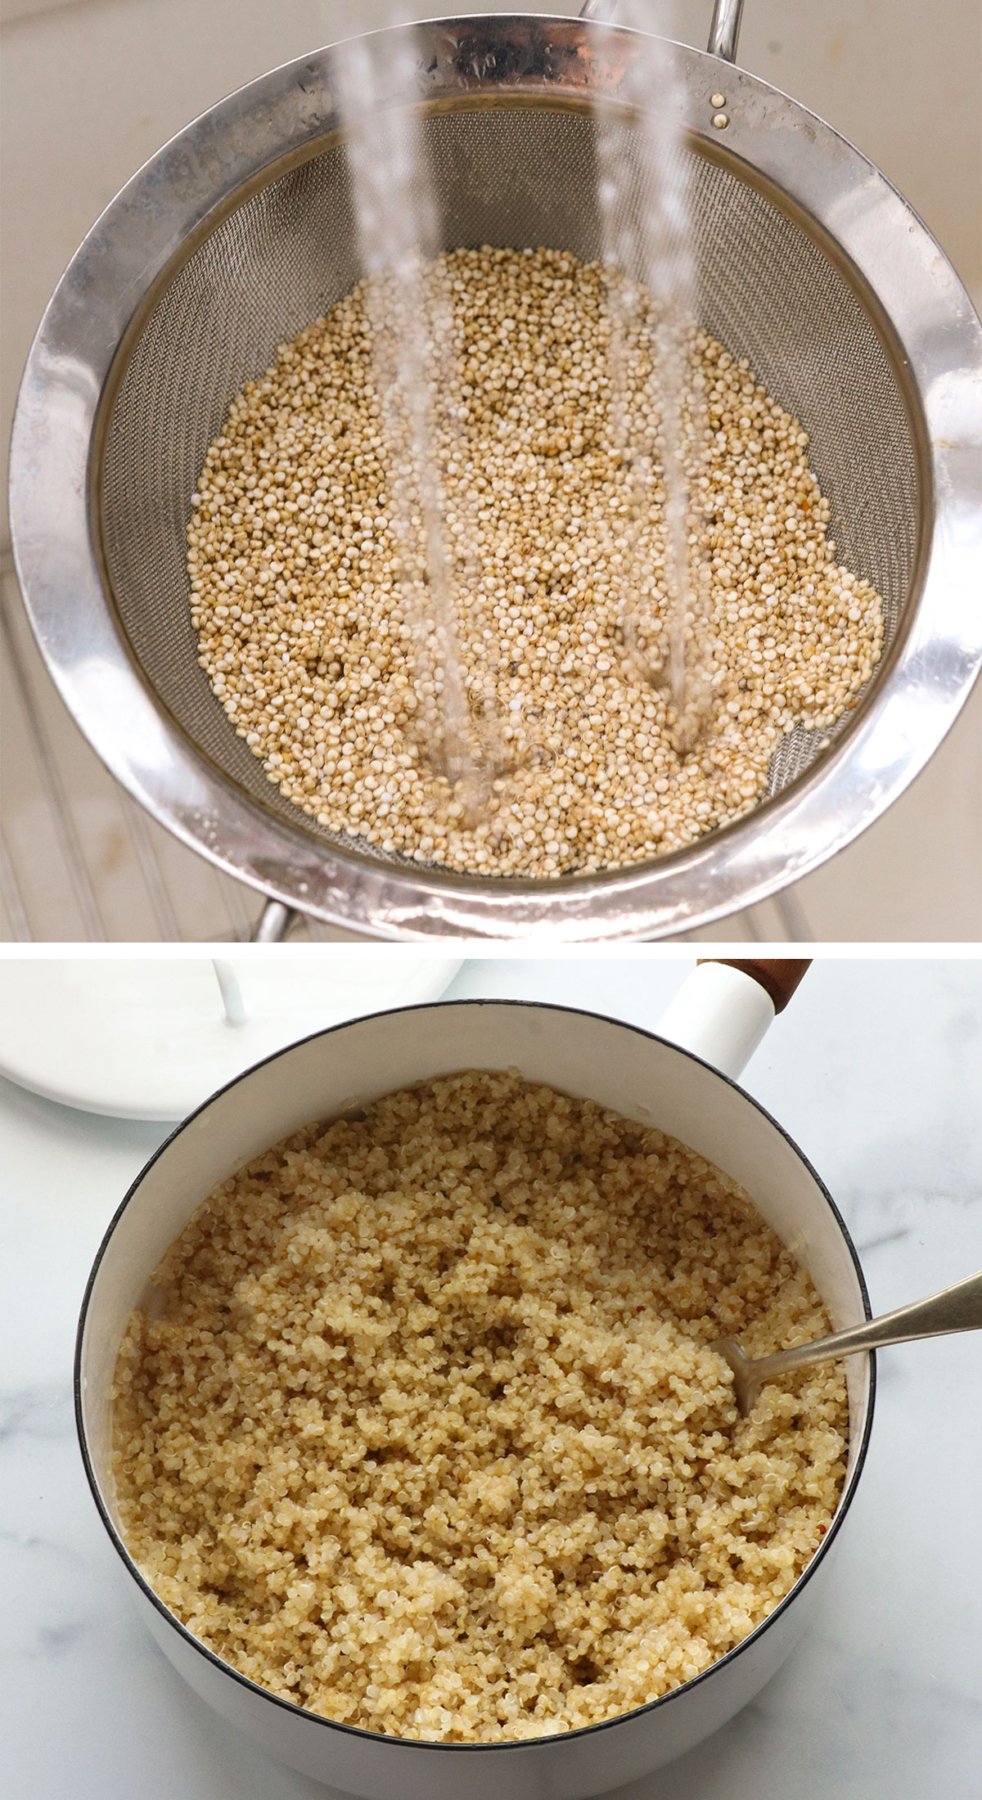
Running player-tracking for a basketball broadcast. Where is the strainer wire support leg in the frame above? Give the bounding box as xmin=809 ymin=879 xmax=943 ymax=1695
xmin=250 ymin=900 xmax=298 ymax=943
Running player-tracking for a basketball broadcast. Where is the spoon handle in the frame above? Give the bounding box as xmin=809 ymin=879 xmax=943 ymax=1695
xmin=755 ymin=1269 xmax=982 ymax=1381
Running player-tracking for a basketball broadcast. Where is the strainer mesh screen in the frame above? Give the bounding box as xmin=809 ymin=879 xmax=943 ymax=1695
xmin=100 ymin=107 xmax=920 ymax=849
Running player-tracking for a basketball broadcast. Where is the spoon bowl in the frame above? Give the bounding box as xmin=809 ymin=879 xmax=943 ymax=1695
xmin=715 ymin=1268 xmax=982 ymax=1416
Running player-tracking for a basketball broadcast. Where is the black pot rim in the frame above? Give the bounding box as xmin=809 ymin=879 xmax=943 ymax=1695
xmin=75 ymin=996 xmax=876 ymax=1756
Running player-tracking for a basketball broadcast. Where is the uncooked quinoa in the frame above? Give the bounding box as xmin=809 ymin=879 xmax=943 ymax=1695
xmin=187 ymin=245 xmax=884 ymax=876
xmin=112 ymin=1072 xmax=847 ymax=1741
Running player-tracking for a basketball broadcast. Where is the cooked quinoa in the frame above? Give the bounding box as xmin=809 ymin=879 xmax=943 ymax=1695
xmin=187 ymin=244 xmax=884 ymax=876
xmin=112 ymin=1071 xmax=847 ymax=1741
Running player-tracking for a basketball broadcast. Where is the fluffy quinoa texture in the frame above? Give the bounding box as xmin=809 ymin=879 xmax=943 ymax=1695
xmin=112 ymin=1071 xmax=847 ymax=1742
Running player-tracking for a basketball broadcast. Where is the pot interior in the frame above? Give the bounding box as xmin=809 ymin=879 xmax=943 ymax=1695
xmin=81 ymin=1001 xmax=872 ymax=1529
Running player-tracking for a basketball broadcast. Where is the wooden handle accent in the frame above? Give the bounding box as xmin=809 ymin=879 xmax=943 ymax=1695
xmin=697 ymin=958 xmax=811 ymax=1014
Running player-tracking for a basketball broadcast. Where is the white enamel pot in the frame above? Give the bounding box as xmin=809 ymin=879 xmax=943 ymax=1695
xmin=76 ymin=961 xmax=874 ymax=1798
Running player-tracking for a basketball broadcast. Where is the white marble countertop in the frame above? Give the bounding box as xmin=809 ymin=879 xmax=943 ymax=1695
xmin=2 ymin=956 xmax=981 ymax=1799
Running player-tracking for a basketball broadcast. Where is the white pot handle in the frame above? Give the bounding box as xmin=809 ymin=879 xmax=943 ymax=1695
xmin=657 ymin=959 xmax=810 ymax=1083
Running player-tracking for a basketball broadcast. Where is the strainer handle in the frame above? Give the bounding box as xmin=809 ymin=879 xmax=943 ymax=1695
xmin=707 ymin=0 xmax=745 ymax=62
xmin=579 ymin=1 xmax=746 ymax=64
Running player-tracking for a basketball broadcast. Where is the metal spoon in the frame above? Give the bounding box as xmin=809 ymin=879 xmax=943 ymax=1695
xmin=715 ymin=1269 xmax=982 ymax=1415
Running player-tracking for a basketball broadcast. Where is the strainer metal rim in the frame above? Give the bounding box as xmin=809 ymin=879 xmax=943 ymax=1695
xmin=10 ymin=14 xmax=982 ymax=940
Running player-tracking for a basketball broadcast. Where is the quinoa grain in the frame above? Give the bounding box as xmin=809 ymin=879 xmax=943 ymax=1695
xmin=112 ymin=1071 xmax=847 ymax=1741
xmin=188 ymin=248 xmax=883 ymax=876
xmin=187 ymin=249 xmax=884 ymax=875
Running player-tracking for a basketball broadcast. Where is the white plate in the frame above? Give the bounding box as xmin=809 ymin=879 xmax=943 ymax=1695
xmin=0 ymin=957 xmax=463 ymax=1120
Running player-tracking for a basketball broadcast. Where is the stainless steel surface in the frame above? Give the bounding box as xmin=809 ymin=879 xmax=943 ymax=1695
xmin=707 ymin=0 xmax=746 ymax=62
xmin=580 ymin=2 xmax=746 ymax=63
xmin=250 ymin=900 xmax=297 ymax=943
xmin=0 ymin=552 xmax=777 ymax=943
xmin=716 ymin=1269 xmax=982 ymax=1414
xmin=10 ymin=14 xmax=982 ymax=940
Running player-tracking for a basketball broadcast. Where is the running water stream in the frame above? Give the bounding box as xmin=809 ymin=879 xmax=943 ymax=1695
xmin=336 ymin=4 xmax=707 ymax=807
xmin=337 ymin=25 xmax=494 ymax=816
xmin=592 ymin=0 xmax=710 ymax=749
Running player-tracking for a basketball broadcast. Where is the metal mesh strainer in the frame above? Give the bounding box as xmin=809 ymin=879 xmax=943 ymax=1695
xmin=10 ymin=10 xmax=982 ymax=939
